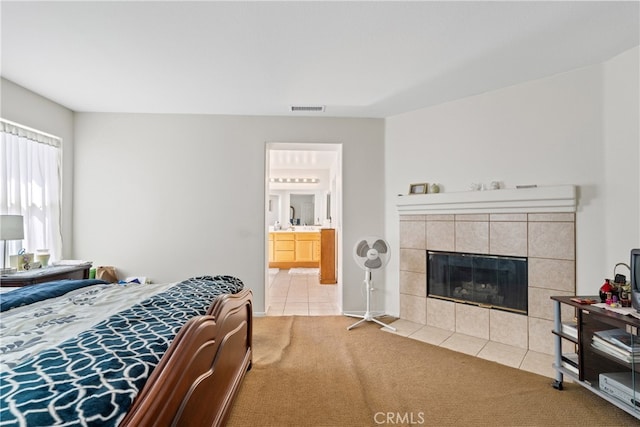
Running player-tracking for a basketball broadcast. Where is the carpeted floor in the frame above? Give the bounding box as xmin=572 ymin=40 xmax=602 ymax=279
xmin=226 ymin=316 xmax=639 ymax=427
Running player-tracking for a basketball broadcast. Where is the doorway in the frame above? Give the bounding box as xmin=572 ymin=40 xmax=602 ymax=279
xmin=264 ymin=142 xmax=342 ymax=316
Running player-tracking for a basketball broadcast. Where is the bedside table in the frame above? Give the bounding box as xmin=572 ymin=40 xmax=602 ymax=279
xmin=0 ymin=263 xmax=92 ymax=287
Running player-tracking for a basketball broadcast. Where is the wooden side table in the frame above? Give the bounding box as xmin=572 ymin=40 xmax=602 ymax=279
xmin=0 ymin=263 xmax=92 ymax=287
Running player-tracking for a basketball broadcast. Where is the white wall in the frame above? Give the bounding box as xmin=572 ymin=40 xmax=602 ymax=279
xmin=73 ymin=114 xmax=384 ymax=313
xmin=0 ymin=78 xmax=76 ymax=259
xmin=4 ymin=46 xmax=636 ymax=318
xmin=603 ymin=47 xmax=640 ymax=271
xmin=384 ymin=46 xmax=640 ymax=315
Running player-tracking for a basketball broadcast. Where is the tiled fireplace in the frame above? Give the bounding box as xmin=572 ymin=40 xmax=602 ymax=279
xmin=396 ymin=186 xmax=577 ymax=356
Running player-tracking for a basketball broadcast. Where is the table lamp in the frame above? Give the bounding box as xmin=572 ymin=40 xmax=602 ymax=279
xmin=1 ymin=215 xmax=24 ymax=274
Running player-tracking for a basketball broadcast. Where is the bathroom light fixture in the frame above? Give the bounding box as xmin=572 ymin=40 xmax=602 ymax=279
xmin=269 ymin=177 xmax=319 ymax=184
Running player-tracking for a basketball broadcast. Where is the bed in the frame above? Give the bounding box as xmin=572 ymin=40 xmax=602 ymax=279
xmin=0 ymin=275 xmax=253 ymax=426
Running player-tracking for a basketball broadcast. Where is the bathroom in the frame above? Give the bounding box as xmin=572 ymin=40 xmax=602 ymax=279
xmin=265 ymin=144 xmax=342 ymax=315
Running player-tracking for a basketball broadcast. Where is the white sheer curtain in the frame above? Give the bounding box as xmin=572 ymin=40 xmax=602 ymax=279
xmin=0 ymin=119 xmax=63 ymax=263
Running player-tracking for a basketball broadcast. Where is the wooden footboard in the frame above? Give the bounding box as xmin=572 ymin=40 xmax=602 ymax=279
xmin=120 ymin=289 xmax=253 ymax=427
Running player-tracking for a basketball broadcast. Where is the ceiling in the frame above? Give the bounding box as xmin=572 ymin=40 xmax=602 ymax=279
xmin=1 ymin=1 xmax=638 ymax=118
xmin=270 ymin=148 xmax=337 ymax=170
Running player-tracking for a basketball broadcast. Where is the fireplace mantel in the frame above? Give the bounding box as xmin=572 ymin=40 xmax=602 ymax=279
xmin=396 ymin=185 xmax=576 ymax=214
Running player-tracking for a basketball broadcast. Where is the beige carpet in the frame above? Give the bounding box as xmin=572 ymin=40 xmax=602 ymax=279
xmin=226 ymin=316 xmax=639 ymax=427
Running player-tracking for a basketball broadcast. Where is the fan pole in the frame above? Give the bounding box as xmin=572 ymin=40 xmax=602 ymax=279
xmin=346 ymin=269 xmax=396 ymax=331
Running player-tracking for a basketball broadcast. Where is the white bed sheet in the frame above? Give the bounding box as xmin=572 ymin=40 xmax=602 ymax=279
xmin=0 ymin=281 xmax=177 ymax=369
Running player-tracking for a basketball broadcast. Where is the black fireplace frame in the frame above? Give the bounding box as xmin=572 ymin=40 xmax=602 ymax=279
xmin=427 ymin=250 xmax=528 ymax=315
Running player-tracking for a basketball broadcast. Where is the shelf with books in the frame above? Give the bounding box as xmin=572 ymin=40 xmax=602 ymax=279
xmin=560 ymin=352 xmax=579 ymax=376
xmin=562 ymin=321 xmax=578 ymax=340
xmin=551 ymin=295 xmax=640 ymax=419
xmin=591 ymin=328 xmax=640 ymax=365
xmin=552 ymin=320 xmax=579 ymax=343
xmin=594 ymin=328 xmax=640 ymax=353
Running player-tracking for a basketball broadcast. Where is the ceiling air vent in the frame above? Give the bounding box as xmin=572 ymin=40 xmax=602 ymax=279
xmin=289 ymin=105 xmax=325 ymax=113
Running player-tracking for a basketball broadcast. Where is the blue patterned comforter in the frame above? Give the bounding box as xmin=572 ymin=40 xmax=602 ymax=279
xmin=0 ymin=275 xmax=244 ymax=426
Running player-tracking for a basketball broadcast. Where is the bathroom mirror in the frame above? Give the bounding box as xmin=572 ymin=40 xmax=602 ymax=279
xmin=269 ymin=191 xmax=329 ymax=227
xmin=290 ymin=194 xmax=314 ymax=225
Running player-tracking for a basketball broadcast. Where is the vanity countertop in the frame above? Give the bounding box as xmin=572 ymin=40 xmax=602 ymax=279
xmin=269 ymin=228 xmax=322 ymax=233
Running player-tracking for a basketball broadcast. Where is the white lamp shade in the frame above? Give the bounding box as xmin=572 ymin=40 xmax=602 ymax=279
xmin=0 ymin=215 xmax=25 ymax=240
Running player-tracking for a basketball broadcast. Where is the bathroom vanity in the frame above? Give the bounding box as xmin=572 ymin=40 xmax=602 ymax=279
xmin=269 ymin=230 xmax=321 ymax=269
xmin=269 ymin=228 xmax=337 ymax=284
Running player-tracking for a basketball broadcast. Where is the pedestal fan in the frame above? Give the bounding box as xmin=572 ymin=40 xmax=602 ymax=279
xmin=345 ymin=236 xmax=396 ymax=331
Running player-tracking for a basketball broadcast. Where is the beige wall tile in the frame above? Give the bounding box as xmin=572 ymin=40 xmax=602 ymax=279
xmin=426 ymin=297 xmax=455 ymax=331
xmin=490 ymin=310 xmax=528 ymax=349
xmin=426 ymin=220 xmax=455 ymax=251
xmin=562 ymin=339 xmax=577 ymax=355
xmin=528 ymin=287 xmax=573 ymax=321
xmin=400 ymin=293 xmax=426 ymax=324
xmin=455 ymin=214 xmax=489 ymax=222
xmin=398 ymin=207 xmax=577 ymax=355
xmin=455 ymin=304 xmax=489 ymax=339
xmin=528 ymin=317 xmax=554 ymax=355
xmin=400 ymin=215 xmax=426 ymax=222
xmin=490 ymin=213 xmax=527 ymax=222
xmin=528 ymin=258 xmax=575 ymax=292
xmin=528 ymin=222 xmax=575 ymax=260
xmin=399 ymin=248 xmax=426 ymax=273
xmin=425 ymin=214 xmax=454 ymax=221
xmin=400 ymin=270 xmax=426 ymax=297
xmin=455 ymin=221 xmax=489 ymax=254
xmin=490 ymin=221 xmax=527 ymax=256
xmin=400 ymin=220 xmax=426 ymax=249
xmin=528 ymin=213 xmax=575 ymax=222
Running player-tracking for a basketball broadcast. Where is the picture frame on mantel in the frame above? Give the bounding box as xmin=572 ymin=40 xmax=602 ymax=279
xmin=408 ymin=183 xmax=428 ymax=195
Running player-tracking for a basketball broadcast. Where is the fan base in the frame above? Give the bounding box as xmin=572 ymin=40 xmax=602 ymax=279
xmin=345 ymin=312 xmax=397 ymax=331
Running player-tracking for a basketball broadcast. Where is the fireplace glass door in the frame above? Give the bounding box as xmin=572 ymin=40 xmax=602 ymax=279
xmin=427 ymin=251 xmax=528 ymax=314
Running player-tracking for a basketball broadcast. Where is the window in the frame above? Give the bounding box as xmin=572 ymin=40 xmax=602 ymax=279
xmin=1 ymin=119 xmax=62 ymax=263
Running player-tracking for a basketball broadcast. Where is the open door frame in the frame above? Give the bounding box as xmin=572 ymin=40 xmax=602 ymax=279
xmin=264 ymin=142 xmax=343 ymax=315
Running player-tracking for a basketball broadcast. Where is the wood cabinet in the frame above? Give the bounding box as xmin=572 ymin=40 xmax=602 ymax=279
xmin=320 ymin=228 xmax=336 ymax=284
xmin=295 ymin=238 xmax=315 ymax=262
xmin=551 ymin=295 xmax=640 ymax=419
xmin=273 ymin=233 xmax=295 ymax=262
xmin=269 ymin=232 xmax=320 ymax=268
xmin=268 ymin=233 xmax=274 ymax=262
xmin=313 ymin=238 xmax=321 ymax=262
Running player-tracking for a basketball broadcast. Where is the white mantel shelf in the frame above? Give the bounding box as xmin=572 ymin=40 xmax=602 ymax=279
xmin=396 ymin=185 xmax=577 ymax=214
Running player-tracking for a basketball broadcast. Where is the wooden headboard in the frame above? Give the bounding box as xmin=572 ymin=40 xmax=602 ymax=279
xmin=120 ymin=288 xmax=253 ymax=427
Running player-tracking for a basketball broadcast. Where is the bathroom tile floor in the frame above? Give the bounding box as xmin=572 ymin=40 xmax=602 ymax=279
xmin=267 ymin=269 xmax=340 ymax=316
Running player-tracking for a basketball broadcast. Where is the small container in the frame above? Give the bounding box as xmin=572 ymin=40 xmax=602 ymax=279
xmin=36 ymin=249 xmax=50 ymax=268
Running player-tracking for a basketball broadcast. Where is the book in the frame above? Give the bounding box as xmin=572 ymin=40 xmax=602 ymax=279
xmin=561 ymin=360 xmax=579 ymax=375
xmin=611 ymin=334 xmax=640 ymax=353
xmin=592 ymin=337 xmax=640 ymax=364
xmin=561 ymin=353 xmax=579 ymax=375
xmin=561 ymin=322 xmax=578 ymax=339
xmin=561 ymin=352 xmax=578 ymax=367
xmin=594 ymin=329 xmax=640 ymax=353
xmin=570 ymin=297 xmax=597 ymax=304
